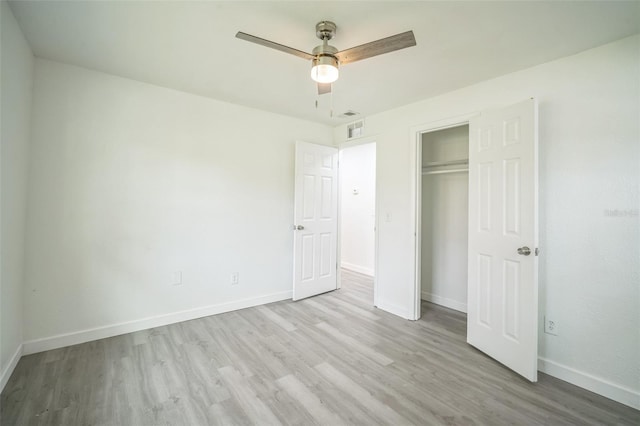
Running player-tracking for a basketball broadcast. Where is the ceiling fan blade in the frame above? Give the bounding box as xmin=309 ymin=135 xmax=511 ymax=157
xmin=335 ymin=31 xmax=416 ymax=65
xmin=317 ymin=83 xmax=332 ymax=95
xmin=236 ymin=32 xmax=314 ymax=61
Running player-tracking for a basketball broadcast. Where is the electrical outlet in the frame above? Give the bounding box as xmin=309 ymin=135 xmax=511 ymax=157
xmin=231 ymin=272 xmax=239 ymax=285
xmin=544 ymin=316 xmax=558 ymax=335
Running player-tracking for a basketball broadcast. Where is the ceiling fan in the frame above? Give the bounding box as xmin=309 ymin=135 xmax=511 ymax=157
xmin=236 ymin=21 xmax=416 ymax=95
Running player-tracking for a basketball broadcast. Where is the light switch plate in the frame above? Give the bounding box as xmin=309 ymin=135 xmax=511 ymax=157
xmin=171 ymin=271 xmax=182 ymax=286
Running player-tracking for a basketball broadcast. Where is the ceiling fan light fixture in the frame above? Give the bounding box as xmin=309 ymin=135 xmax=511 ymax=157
xmin=311 ymin=55 xmax=339 ymax=83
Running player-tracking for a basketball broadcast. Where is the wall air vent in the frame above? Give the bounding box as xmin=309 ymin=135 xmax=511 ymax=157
xmin=346 ymin=119 xmax=365 ymax=139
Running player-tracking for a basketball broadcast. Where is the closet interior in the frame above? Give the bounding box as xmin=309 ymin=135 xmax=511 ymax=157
xmin=421 ymin=125 xmax=470 ymax=313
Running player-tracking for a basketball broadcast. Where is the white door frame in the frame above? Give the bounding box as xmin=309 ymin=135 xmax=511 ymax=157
xmin=409 ymin=113 xmax=478 ymax=320
xmin=337 ymin=137 xmax=379 ymax=306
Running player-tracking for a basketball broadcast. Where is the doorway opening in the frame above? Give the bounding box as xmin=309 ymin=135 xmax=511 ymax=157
xmin=338 ymin=142 xmax=376 ymax=306
xmin=416 ymin=124 xmax=470 ymax=319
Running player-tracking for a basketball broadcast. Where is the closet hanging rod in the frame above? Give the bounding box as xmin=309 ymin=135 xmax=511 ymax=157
xmin=423 ymin=159 xmax=469 ymax=168
xmin=422 ymin=168 xmax=469 ymax=175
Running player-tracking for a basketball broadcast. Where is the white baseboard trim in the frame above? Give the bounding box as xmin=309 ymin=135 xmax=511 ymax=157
xmin=23 ymin=290 xmax=292 ymax=355
xmin=341 ymin=262 xmax=374 ymax=277
xmin=421 ymin=292 xmax=467 ymax=313
xmin=538 ymin=357 xmax=640 ymax=410
xmin=1 ymin=344 xmax=23 ymax=393
xmin=376 ymin=299 xmax=412 ymax=320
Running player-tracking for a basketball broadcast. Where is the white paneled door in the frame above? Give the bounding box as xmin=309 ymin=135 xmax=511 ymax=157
xmin=467 ymin=99 xmax=539 ymax=381
xmin=293 ymin=142 xmax=338 ymax=300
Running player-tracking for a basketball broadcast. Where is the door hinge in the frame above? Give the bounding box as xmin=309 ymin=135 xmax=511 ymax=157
xmin=535 ymin=248 xmax=540 ymax=256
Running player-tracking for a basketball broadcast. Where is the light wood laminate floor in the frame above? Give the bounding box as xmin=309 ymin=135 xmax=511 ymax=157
xmin=2 ymin=270 xmax=639 ymax=425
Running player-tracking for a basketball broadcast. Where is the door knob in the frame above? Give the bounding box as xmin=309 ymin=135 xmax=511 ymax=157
xmin=517 ymin=246 xmax=531 ymax=256
xmin=295 ymin=225 xmax=304 ymax=230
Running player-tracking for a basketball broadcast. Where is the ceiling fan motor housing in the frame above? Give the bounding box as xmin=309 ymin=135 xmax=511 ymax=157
xmin=312 ymin=44 xmax=338 ymax=57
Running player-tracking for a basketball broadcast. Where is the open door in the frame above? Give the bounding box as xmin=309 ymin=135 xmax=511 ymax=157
xmin=467 ymin=99 xmax=539 ymax=381
xmin=293 ymin=141 xmax=338 ymax=300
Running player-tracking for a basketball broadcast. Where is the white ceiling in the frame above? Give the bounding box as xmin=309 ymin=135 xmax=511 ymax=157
xmin=9 ymin=1 xmax=640 ymax=126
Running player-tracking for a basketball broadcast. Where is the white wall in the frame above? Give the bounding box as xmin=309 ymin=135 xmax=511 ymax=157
xmin=23 ymin=59 xmax=332 ymax=350
xmin=0 ymin=1 xmax=33 ymax=390
xmin=334 ymin=35 xmax=640 ymax=408
xmin=340 ymin=143 xmax=376 ymax=276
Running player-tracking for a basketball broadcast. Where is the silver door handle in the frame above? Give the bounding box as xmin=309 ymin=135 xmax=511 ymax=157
xmin=517 ymin=246 xmax=531 ymax=256
xmin=295 ymin=225 xmax=304 ymax=230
